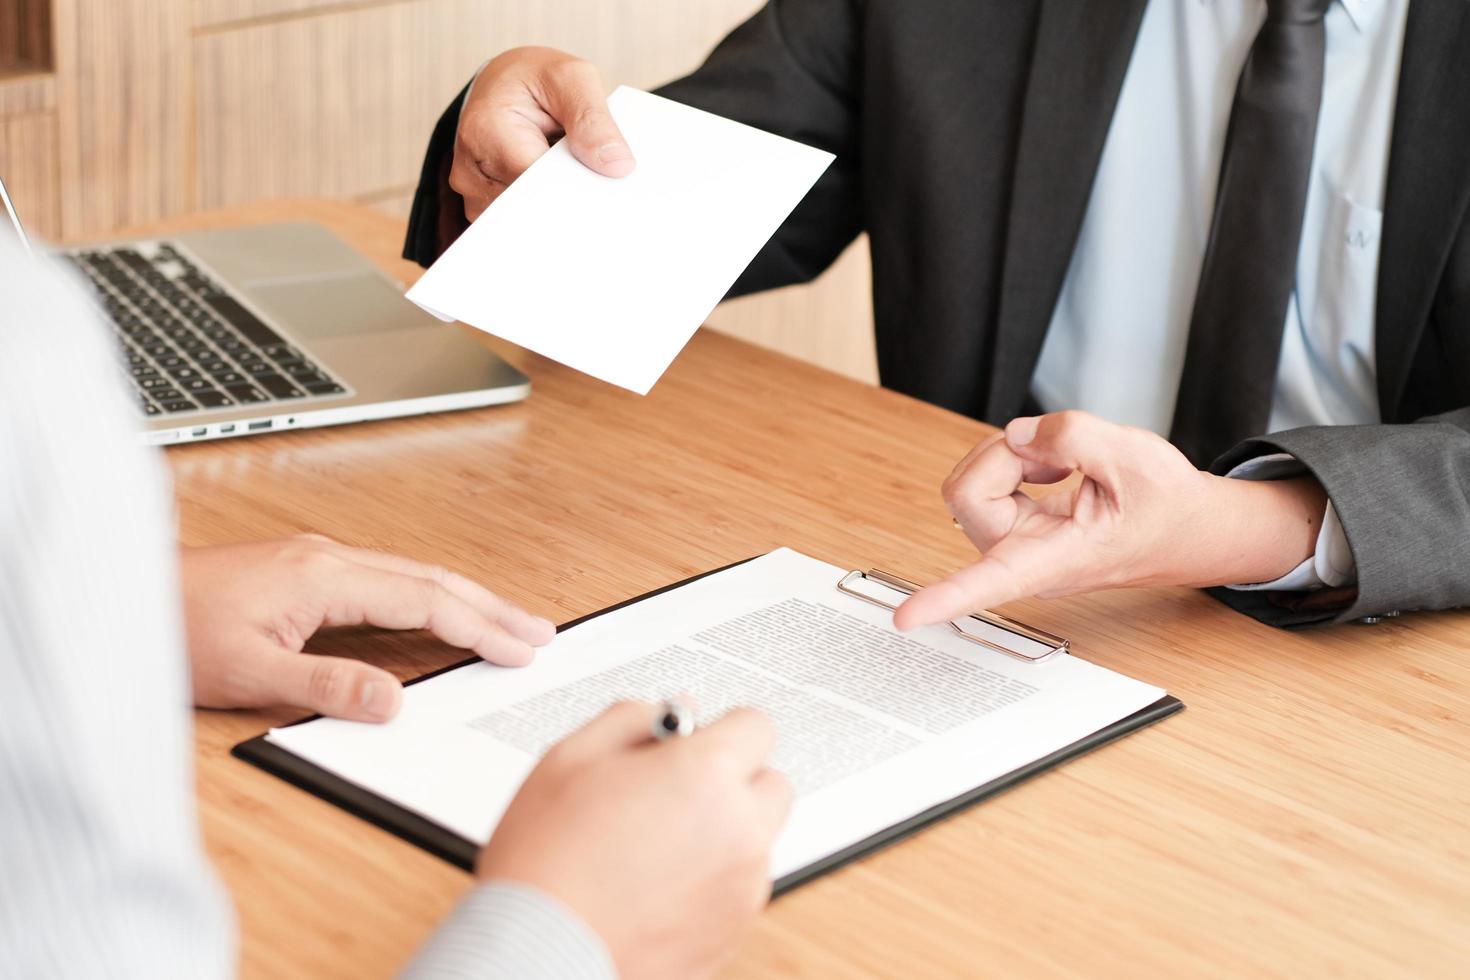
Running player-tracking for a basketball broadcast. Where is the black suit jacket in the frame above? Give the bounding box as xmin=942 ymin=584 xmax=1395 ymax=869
xmin=406 ymin=0 xmax=1470 ymax=629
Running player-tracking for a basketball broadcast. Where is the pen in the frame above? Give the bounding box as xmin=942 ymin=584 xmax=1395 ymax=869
xmin=652 ymin=698 xmax=695 ymax=741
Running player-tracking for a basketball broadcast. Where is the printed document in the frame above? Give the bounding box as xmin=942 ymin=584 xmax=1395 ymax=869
xmin=267 ymin=550 xmax=1166 ymax=879
xmin=405 ymin=87 xmax=835 ymax=394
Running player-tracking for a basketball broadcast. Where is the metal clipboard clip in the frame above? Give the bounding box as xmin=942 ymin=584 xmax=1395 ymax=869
xmin=837 ymin=568 xmax=1070 ymax=664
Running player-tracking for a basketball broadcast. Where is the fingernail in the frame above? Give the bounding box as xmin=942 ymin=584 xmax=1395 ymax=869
xmin=596 ymin=141 xmax=635 ymax=171
xmin=360 ymin=681 xmax=398 ymax=722
xmin=1006 ymin=416 xmax=1040 ymax=446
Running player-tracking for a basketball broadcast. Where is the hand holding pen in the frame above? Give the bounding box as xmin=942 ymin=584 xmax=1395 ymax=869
xmin=477 ymin=700 xmax=792 ymax=978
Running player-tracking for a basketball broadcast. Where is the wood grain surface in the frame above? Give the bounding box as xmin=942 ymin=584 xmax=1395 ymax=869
xmin=115 ymin=201 xmax=1469 ymax=979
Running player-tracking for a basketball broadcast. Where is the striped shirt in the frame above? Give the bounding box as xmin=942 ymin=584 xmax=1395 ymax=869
xmin=0 ymin=238 xmax=614 ymax=980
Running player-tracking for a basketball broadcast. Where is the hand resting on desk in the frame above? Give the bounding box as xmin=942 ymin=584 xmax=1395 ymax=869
xmin=180 ymin=534 xmax=555 ymax=722
xmin=894 ymin=411 xmax=1329 ymax=630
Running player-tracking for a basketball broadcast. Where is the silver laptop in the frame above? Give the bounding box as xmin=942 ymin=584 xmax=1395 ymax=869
xmin=1 ymin=175 xmax=529 ymax=445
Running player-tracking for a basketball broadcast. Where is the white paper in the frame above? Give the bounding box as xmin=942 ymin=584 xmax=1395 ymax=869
xmin=267 ymin=549 xmax=1167 ymax=881
xmin=405 ymin=87 xmax=835 ymax=394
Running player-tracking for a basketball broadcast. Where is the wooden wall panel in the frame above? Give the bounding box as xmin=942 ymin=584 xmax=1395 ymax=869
xmin=0 ymin=0 xmax=52 ymax=72
xmin=192 ymin=0 xmax=767 ymax=208
xmin=51 ymin=0 xmax=193 ymax=236
xmin=0 ymin=69 xmax=53 ymax=116
xmin=194 ymin=0 xmax=366 ymax=31
xmin=0 ymin=111 xmax=61 ymax=240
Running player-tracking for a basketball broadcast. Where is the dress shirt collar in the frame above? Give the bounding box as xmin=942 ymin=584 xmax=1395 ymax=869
xmin=1335 ymin=0 xmax=1379 ymax=34
xmin=1222 ymin=0 xmax=1381 ymax=34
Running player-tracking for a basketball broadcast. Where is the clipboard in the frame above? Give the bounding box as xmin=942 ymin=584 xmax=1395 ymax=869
xmin=234 ymin=556 xmax=1183 ymax=895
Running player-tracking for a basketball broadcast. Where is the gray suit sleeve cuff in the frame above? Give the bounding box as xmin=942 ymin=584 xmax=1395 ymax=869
xmin=400 ymin=882 xmax=616 ymax=980
xmin=1205 ymin=419 xmax=1470 ymax=627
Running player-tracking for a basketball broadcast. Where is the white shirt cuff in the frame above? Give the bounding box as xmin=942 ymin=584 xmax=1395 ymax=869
xmin=400 ymin=881 xmax=615 ymax=980
xmin=1222 ymin=453 xmax=1357 ymax=592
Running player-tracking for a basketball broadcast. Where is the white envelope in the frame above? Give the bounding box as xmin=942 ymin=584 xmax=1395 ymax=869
xmin=406 ymin=86 xmax=835 ymax=395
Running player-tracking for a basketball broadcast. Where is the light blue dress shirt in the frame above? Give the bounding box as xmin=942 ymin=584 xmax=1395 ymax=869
xmin=1032 ymin=0 xmax=1409 ymax=589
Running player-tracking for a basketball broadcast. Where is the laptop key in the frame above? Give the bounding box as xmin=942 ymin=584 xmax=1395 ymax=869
xmin=205 ymin=295 xmax=284 ymax=348
xmin=303 ymin=381 xmax=347 ymax=396
xmin=212 ymin=371 xmax=245 ymax=385
xmin=193 ymin=390 xmax=234 ymax=408
xmin=183 ymin=378 xmax=214 ymax=392
xmin=182 ymin=273 xmax=223 ymax=297
xmin=225 ymin=384 xmax=269 ymax=403
xmin=160 ymin=398 xmax=197 ymax=413
xmin=255 ymin=373 xmax=305 ymax=399
xmin=224 ymin=382 xmax=269 ymax=399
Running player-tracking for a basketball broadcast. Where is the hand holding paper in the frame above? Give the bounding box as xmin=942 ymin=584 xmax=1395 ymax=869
xmin=407 ymin=87 xmax=834 ymax=394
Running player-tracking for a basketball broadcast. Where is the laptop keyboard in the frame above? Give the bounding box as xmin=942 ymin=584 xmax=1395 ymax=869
xmin=65 ymin=243 xmax=348 ymax=417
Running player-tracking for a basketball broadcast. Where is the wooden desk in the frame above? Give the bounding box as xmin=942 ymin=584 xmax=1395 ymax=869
xmin=140 ymin=202 xmax=1469 ymax=978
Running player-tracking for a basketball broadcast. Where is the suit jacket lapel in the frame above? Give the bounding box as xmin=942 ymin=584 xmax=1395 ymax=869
xmin=985 ymin=0 xmax=1149 ymax=421
xmin=1376 ymin=0 xmax=1470 ymax=419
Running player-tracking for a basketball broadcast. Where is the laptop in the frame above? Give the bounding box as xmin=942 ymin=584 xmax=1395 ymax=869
xmin=0 ymin=175 xmax=529 ymax=445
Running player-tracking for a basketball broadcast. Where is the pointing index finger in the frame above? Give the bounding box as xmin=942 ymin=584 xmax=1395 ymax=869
xmin=892 ymin=538 xmax=1063 ymax=630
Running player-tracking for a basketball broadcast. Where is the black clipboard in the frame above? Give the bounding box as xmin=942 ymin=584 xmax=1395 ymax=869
xmin=234 ymin=557 xmax=1184 ymax=895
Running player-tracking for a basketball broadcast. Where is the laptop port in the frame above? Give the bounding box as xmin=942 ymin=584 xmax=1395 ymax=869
xmin=191 ymin=427 xmax=208 ymax=437
xmin=219 ymin=424 xmax=235 ymax=434
xmin=248 ymin=420 xmax=273 ymax=431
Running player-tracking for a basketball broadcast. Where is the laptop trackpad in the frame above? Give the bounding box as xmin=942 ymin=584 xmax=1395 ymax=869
xmin=245 ymin=274 xmax=436 ymax=341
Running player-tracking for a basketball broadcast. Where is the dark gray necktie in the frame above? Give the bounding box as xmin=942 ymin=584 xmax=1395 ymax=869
xmin=1168 ymin=0 xmax=1332 ymax=467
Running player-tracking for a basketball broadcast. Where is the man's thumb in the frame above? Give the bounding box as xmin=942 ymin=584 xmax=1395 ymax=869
xmin=1005 ymin=411 xmax=1117 ymax=477
xmin=564 ymin=106 xmax=635 ymax=178
xmin=538 ymin=60 xmax=635 ymax=178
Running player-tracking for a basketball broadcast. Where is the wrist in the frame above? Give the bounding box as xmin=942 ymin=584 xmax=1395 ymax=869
xmin=1190 ymin=474 xmax=1326 ymax=587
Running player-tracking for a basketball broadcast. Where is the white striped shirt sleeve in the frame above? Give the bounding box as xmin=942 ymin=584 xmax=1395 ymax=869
xmin=0 ymin=240 xmax=613 ymax=979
